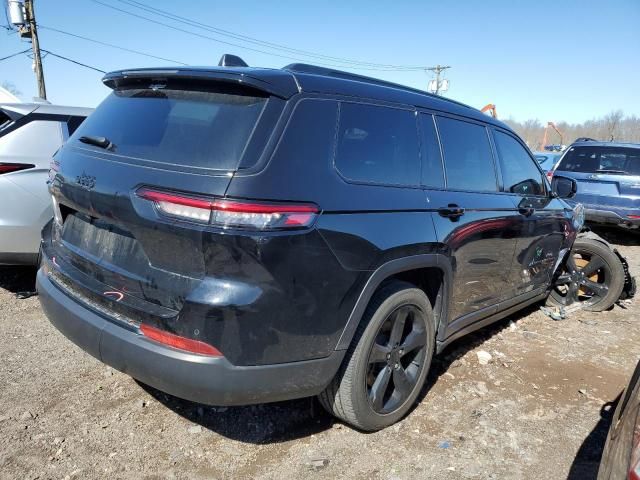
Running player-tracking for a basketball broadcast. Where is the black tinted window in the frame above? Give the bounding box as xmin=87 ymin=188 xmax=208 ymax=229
xmin=494 ymin=131 xmax=544 ymax=195
xmin=419 ymin=114 xmax=444 ymax=188
xmin=72 ymin=87 xmax=267 ymax=170
xmin=335 ymin=103 xmax=420 ymax=186
xmin=66 ymin=116 xmax=86 ymax=136
xmin=557 ymin=145 xmax=640 ymax=175
xmin=437 ymin=117 xmax=496 ymax=191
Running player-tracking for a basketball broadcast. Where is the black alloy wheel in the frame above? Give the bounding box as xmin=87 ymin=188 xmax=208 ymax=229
xmin=548 ymin=236 xmax=625 ymax=312
xmin=318 ymin=281 xmax=435 ymax=431
xmin=366 ymin=305 xmax=428 ymax=414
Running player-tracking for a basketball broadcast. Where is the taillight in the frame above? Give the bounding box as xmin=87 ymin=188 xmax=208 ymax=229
xmin=546 ymin=170 xmax=554 ymax=181
xmin=137 ymin=188 xmax=319 ymax=230
xmin=628 ymin=215 xmax=640 ymax=220
xmin=140 ymin=323 xmax=223 ymax=357
xmin=630 ymin=426 xmax=640 ymax=480
xmin=0 ymin=163 xmax=35 ymax=174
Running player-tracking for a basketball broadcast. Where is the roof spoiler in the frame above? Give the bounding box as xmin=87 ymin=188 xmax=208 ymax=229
xmin=0 ymin=103 xmax=38 ymax=120
xmin=102 ymin=66 xmax=298 ymax=99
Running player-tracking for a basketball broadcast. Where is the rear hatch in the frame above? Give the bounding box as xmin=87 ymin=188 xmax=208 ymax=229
xmin=46 ymin=71 xmax=290 ymax=321
xmin=554 ymin=144 xmax=640 ymax=211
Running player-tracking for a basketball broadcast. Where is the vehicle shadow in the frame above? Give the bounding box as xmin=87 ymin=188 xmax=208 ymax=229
xmin=138 ymin=381 xmax=335 ymax=443
xmin=589 ymin=225 xmax=639 ymax=247
xmin=415 ymin=303 xmax=540 ymax=406
xmin=0 ymin=266 xmax=37 ymax=294
xmin=566 ymin=394 xmax=620 ymax=480
xmin=140 ymin=302 xmax=541 ymax=443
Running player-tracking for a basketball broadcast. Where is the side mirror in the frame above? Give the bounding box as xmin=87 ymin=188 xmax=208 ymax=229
xmin=551 ymin=175 xmax=577 ymax=199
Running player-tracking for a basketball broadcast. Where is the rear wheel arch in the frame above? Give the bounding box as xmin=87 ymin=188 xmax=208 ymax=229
xmin=335 ymin=254 xmax=452 ymax=351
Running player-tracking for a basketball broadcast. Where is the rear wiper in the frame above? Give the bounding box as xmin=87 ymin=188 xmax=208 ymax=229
xmin=79 ymin=135 xmax=116 ymax=151
xmin=594 ymin=169 xmax=628 ymax=175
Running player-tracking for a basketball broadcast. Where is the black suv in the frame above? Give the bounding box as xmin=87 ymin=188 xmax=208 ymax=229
xmin=38 ymin=59 xmax=581 ymax=431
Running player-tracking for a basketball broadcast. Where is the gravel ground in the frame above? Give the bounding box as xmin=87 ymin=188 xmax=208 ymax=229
xmin=0 ymin=227 xmax=638 ymax=480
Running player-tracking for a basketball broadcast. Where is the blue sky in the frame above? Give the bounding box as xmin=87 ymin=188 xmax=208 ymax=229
xmin=2 ymin=0 xmax=639 ymax=123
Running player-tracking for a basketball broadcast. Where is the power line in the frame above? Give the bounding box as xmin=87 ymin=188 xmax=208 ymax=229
xmin=88 ymin=0 xmax=426 ymax=72
xmin=40 ymin=49 xmax=106 ymax=73
xmin=113 ymin=0 xmax=426 ymax=71
xmin=0 ymin=48 xmax=31 ymax=62
xmin=40 ymin=25 xmax=188 ymax=65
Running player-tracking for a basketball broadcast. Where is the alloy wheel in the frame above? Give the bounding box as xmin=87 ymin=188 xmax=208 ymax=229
xmin=365 ymin=305 xmax=428 ymax=414
xmin=553 ymin=250 xmax=610 ymax=306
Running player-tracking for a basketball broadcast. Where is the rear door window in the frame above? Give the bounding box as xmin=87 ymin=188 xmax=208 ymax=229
xmin=419 ymin=114 xmax=444 ymax=189
xmin=335 ymin=102 xmax=420 ymax=186
xmin=71 ymin=87 xmax=268 ymax=171
xmin=494 ymin=130 xmax=545 ymax=195
xmin=557 ymin=145 xmax=640 ymax=175
xmin=436 ymin=116 xmax=497 ymax=192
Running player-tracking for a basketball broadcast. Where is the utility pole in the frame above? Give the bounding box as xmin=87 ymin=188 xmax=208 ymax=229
xmin=426 ymin=65 xmax=451 ymax=95
xmin=22 ymin=0 xmax=47 ymax=99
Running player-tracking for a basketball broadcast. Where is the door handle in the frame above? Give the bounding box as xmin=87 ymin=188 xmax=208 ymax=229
xmin=519 ymin=206 xmax=535 ymax=217
xmin=438 ymin=204 xmax=465 ymax=219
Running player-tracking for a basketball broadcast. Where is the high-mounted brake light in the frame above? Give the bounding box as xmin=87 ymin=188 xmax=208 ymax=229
xmin=137 ymin=188 xmax=319 ymax=230
xmin=0 ymin=163 xmax=35 ymax=174
xmin=140 ymin=323 xmax=222 ymax=357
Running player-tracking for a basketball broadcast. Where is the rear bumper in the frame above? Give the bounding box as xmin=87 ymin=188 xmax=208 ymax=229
xmin=584 ymin=208 xmax=640 ymax=229
xmin=37 ymin=269 xmax=344 ymax=405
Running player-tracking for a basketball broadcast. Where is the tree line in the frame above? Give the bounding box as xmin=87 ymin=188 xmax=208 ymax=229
xmin=503 ymin=110 xmax=640 ymax=151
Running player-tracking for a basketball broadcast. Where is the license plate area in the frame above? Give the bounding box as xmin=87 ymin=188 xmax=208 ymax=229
xmin=61 ymin=213 xmax=148 ymax=272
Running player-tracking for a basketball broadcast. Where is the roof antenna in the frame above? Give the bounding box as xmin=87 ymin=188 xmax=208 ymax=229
xmin=218 ymin=54 xmax=248 ymax=68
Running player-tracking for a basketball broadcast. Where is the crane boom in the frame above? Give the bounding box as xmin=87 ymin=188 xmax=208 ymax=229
xmin=542 ymin=122 xmax=564 ymax=150
xmin=480 ymin=104 xmax=498 ymax=119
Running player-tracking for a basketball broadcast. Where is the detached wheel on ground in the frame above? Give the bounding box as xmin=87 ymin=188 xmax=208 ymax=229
xmin=319 ymin=280 xmax=435 ymax=431
xmin=547 ymin=235 xmax=625 ymax=312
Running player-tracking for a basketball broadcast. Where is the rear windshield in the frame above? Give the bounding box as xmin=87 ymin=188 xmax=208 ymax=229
xmin=557 ymin=145 xmax=640 ymax=175
xmin=71 ymin=87 xmax=267 ymax=170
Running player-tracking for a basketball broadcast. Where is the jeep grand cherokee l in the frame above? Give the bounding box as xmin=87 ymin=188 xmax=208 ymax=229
xmin=38 ymin=59 xmax=581 ymax=431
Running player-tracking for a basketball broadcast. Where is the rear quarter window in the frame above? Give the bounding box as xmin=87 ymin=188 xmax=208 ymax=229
xmin=334 ymin=102 xmax=420 ymax=186
xmin=71 ymin=87 xmax=268 ymax=171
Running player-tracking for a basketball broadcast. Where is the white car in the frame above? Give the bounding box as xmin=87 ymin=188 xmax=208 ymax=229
xmin=0 ymin=102 xmax=92 ymax=264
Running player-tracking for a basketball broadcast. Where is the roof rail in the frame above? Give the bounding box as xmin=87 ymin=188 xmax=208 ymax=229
xmin=283 ymin=63 xmax=473 ymax=111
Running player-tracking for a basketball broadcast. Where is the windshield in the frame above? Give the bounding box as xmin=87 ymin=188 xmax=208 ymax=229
xmin=557 ymin=145 xmax=640 ymax=175
xmin=71 ymin=87 xmax=267 ymax=170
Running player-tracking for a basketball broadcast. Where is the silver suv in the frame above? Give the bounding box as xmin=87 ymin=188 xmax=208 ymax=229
xmin=0 ymin=102 xmax=92 ymax=265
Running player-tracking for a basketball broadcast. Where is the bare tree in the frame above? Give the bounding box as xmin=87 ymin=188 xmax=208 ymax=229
xmin=0 ymin=81 xmax=22 ymax=97
xmin=506 ymin=111 xmax=640 ymax=148
xmin=603 ymin=110 xmax=624 ymax=142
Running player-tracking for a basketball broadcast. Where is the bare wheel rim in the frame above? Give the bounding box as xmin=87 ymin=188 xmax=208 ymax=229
xmin=365 ymin=304 xmax=427 ymax=415
xmin=553 ymin=250 xmax=611 ymax=306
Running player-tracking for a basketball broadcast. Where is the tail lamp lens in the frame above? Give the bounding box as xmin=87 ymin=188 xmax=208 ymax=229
xmin=137 ymin=188 xmax=319 ymax=230
xmin=140 ymin=323 xmax=222 ymax=357
xmin=0 ymin=163 xmax=35 ymax=174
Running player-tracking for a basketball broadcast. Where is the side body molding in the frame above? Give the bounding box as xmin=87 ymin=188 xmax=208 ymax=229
xmin=335 ymin=254 xmax=452 ymax=351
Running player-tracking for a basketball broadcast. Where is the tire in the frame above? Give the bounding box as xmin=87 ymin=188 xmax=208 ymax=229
xmin=547 ymin=236 xmax=625 ymax=312
xmin=318 ymin=280 xmax=435 ymax=431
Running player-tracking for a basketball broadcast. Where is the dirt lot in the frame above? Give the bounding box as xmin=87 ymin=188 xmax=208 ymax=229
xmin=0 ymin=227 xmax=638 ymax=480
